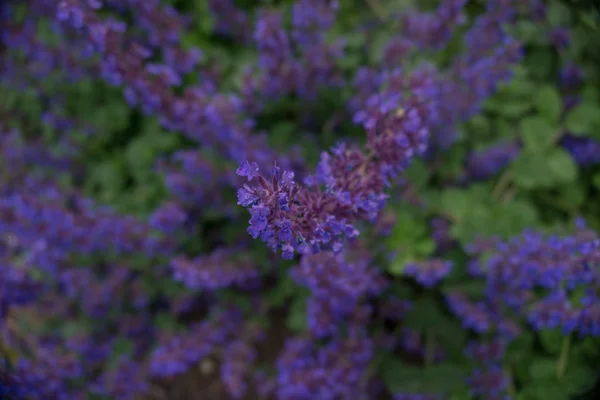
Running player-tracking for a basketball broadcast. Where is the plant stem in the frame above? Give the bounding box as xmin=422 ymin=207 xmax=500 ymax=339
xmin=500 ymin=185 xmax=518 ymax=203
xmin=556 ymin=334 xmax=572 ymax=379
xmin=492 ymin=170 xmax=513 ymax=200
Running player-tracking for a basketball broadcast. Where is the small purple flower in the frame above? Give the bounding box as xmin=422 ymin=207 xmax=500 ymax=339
xmin=446 ymin=292 xmax=493 ymax=333
xmin=528 ymin=291 xmax=580 ymax=334
xmin=579 ymin=294 xmax=600 ymax=336
xmin=236 ymin=160 xmax=260 ymax=181
xmin=247 ymin=205 xmax=270 ymax=239
xmin=560 ymin=135 xmax=600 ymax=166
xmin=560 ymin=63 xmax=585 ymax=91
xmin=550 ymin=27 xmax=570 ymax=50
xmin=404 ymin=259 xmax=453 ymax=288
xmin=464 ymin=140 xmax=520 ymax=181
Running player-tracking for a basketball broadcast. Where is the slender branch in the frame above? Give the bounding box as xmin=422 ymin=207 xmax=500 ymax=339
xmin=492 ymin=170 xmax=513 ymax=200
xmin=556 ymin=334 xmax=572 ymax=379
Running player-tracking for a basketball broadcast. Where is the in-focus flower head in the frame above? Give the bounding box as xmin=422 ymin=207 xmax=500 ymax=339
xmin=237 ymin=160 xmax=371 ymax=257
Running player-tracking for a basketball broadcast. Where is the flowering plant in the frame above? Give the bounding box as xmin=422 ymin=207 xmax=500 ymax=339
xmin=1 ymin=0 xmax=599 ymax=399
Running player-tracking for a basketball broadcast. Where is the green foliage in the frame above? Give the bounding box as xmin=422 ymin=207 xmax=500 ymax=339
xmin=534 ymin=85 xmax=563 ymax=124
xmin=430 ymin=186 xmax=539 ymax=243
xmin=377 ymin=3 xmax=600 ymax=398
xmin=539 ymin=329 xmax=566 ymax=355
xmin=386 ymin=211 xmax=436 ymax=275
xmin=381 ymin=359 xmax=468 ymax=395
xmin=521 ymin=116 xmax=557 ymax=151
xmin=511 ymin=148 xmax=578 ymax=189
xmin=565 ymin=102 xmax=600 ymax=135
xmin=286 ymin=296 xmax=308 ymax=333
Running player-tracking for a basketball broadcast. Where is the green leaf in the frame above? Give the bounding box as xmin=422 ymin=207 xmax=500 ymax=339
xmin=565 ymin=103 xmax=600 ymax=136
xmin=405 ymin=159 xmax=430 ymax=188
xmin=424 ymin=364 xmax=468 ymax=393
xmin=381 ymin=360 xmax=467 ymax=394
xmin=493 ymin=200 xmax=539 ymax=237
xmin=414 ymin=239 xmax=436 ymax=256
xmin=594 ymin=173 xmax=600 ymax=190
xmin=61 ymin=320 xmax=91 ymax=337
xmin=434 ymin=319 xmax=468 ymax=359
xmin=529 ymin=358 xmax=556 ymax=380
xmin=369 ymin=30 xmax=392 ymax=63
xmin=534 ymin=86 xmax=563 ymax=124
xmin=511 ymin=148 xmax=577 ymax=189
xmin=582 ymin=86 xmax=599 ymax=104
xmin=499 ymin=101 xmax=534 ymax=118
xmin=563 ymin=364 xmax=597 ymax=395
xmin=112 ymin=337 xmax=135 ymax=357
xmin=513 ymin=21 xmax=547 ymax=45
xmin=380 ymin=360 xmax=427 ymax=393
xmin=493 ymin=117 xmax=514 ymax=139
xmin=554 ymin=182 xmax=586 ymax=209
xmin=449 ymin=204 xmax=492 ymax=244
xmin=153 ymin=312 xmax=180 ymax=331
xmin=521 ymin=116 xmax=556 ymax=151
xmin=546 ymin=148 xmax=578 ymax=184
xmin=286 ymin=298 xmax=307 ymax=333
xmin=518 ymin=381 xmax=570 ymax=400
xmin=269 ymin=121 xmax=297 ymax=148
xmin=107 ymin=337 xmax=136 ymax=370
xmin=388 ymin=256 xmax=410 ymax=275
xmin=539 ymin=329 xmax=564 ymax=355
xmin=266 ymin=276 xmax=297 ymax=308
xmin=404 ymin=296 xmax=449 ymax=334
xmin=506 ymin=332 xmax=535 ymax=371
xmin=440 ymin=189 xmax=471 ymax=220
xmin=386 ymin=212 xmax=433 ymax=275
xmin=465 ymin=115 xmax=491 ymax=138
xmin=526 ymin=49 xmax=553 ymax=80
xmin=511 ymin=152 xmax=549 ymax=189
xmin=88 ymin=159 xmax=126 ymax=198
xmin=546 ymin=0 xmax=572 ymax=26
xmin=126 ymin=136 xmax=157 ymax=182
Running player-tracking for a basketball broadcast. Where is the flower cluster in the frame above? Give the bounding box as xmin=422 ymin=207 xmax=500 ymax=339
xmin=250 ymin=0 xmax=343 ymax=100
xmin=0 ymin=368 xmax=30 ymax=400
xmin=148 ymin=307 xmax=246 ymax=379
xmin=560 ymin=134 xmax=600 ymax=166
xmin=237 ymin=64 xmax=439 ymax=257
xmin=403 ymin=259 xmax=453 ymax=288
xmin=474 ymin=225 xmax=600 ymax=337
xmin=292 ymin=249 xmax=387 ymax=337
xmin=464 ymin=140 xmax=521 ymax=181
xmin=274 ymin=331 xmax=375 ymax=399
xmin=172 ymin=249 xmax=260 ymax=291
